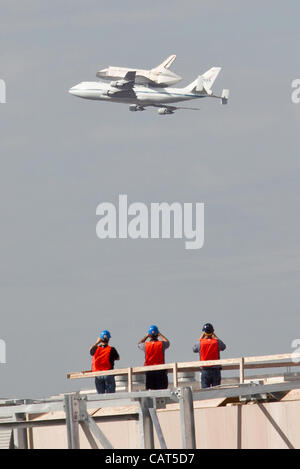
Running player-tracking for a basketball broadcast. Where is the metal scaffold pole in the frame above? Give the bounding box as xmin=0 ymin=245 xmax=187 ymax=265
xmin=180 ymin=387 xmax=196 ymax=449
xmin=139 ymin=397 xmax=154 ymax=449
xmin=64 ymin=393 xmax=80 ymax=449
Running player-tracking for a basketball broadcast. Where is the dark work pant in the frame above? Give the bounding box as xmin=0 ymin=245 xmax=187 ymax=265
xmin=146 ymin=370 xmax=168 ymax=390
xmin=201 ymin=368 xmax=221 ymax=388
xmin=95 ymin=375 xmax=116 ymax=394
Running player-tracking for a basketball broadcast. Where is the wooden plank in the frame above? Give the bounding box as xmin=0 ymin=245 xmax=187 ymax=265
xmin=244 ymin=352 xmax=300 ymax=363
xmin=244 ymin=361 xmax=300 ymax=370
xmin=177 ymin=358 xmax=241 ymax=368
xmin=67 ymin=352 xmax=300 ymax=381
xmin=173 ymin=363 xmax=178 ymax=387
xmin=239 ymin=357 xmax=245 ymax=384
xmin=133 ymin=363 xmax=174 ymax=373
xmin=68 ymin=367 xmax=131 ymax=380
xmin=128 ymin=368 xmax=133 ymax=393
xmin=68 ymin=364 xmax=174 ymax=380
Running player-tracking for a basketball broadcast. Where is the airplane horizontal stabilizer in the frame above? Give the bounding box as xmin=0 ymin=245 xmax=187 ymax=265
xmin=221 ymin=89 xmax=229 ymax=104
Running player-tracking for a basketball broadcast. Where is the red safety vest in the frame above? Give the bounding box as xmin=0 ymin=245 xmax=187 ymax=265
xmin=144 ymin=341 xmax=164 ymax=366
xmin=92 ymin=345 xmax=112 ymax=371
xmin=200 ymin=338 xmax=219 ymax=363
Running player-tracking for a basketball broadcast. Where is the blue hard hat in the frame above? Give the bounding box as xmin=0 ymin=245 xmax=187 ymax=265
xmin=100 ymin=330 xmax=111 ymax=340
xmin=148 ymin=325 xmax=159 ymax=336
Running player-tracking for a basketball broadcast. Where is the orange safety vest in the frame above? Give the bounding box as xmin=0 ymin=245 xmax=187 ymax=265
xmin=92 ymin=345 xmax=112 ymax=371
xmin=144 ymin=341 xmax=164 ymax=366
xmin=200 ymin=338 xmax=219 ymax=364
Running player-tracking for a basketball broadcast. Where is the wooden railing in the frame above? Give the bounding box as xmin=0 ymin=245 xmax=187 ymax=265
xmin=67 ymin=352 xmax=300 ymax=392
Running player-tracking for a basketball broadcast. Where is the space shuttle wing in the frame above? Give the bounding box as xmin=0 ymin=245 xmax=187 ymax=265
xmin=123 ymin=71 xmax=136 ymax=83
xmin=134 ymin=74 xmax=164 ymax=86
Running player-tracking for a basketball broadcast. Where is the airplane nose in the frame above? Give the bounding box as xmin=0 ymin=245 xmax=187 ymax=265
xmin=69 ymin=86 xmax=80 ymax=96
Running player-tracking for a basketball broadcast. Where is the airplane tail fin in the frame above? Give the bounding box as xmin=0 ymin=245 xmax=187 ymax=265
xmin=154 ymin=55 xmax=176 ymax=71
xmin=185 ymin=67 xmax=222 ymax=94
xmin=201 ymin=67 xmax=222 ymax=91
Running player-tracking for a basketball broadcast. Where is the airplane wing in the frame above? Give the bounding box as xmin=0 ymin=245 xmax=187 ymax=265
xmin=139 ymin=103 xmax=201 ymax=114
xmin=150 ymin=104 xmax=200 ymax=111
xmin=129 ymin=103 xmax=200 ymax=114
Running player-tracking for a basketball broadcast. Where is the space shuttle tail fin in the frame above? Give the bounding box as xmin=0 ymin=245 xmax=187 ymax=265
xmin=154 ymin=55 xmax=176 ymax=70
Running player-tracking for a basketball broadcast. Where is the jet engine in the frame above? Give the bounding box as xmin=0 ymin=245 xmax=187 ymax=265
xmin=157 ymin=107 xmax=174 ymax=115
xmin=103 ymin=89 xmax=113 ymax=96
xmin=129 ymin=105 xmax=145 ymax=112
xmin=110 ymin=80 xmax=127 ymax=89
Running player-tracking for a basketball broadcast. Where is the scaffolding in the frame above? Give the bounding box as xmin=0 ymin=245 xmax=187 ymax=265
xmin=0 ymin=351 xmax=300 ymax=449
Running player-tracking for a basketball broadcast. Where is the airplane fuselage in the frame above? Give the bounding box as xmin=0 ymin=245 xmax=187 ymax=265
xmin=69 ymin=81 xmax=205 ymax=107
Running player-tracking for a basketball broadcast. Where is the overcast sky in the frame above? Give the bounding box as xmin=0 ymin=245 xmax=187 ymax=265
xmin=1 ymin=0 xmax=300 ymax=399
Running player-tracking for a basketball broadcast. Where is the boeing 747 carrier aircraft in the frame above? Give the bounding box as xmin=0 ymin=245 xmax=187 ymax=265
xmin=69 ymin=63 xmax=229 ymax=115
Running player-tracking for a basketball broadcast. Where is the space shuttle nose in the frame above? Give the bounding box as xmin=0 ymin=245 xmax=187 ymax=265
xmin=96 ymin=68 xmax=108 ymax=78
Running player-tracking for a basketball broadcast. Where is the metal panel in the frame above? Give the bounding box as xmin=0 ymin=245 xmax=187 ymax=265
xmin=0 ymin=429 xmax=12 ymax=449
xmin=0 ymin=415 xmax=13 ymax=443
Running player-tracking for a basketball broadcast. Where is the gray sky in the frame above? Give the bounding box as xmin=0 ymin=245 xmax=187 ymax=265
xmin=1 ymin=0 xmax=300 ymax=398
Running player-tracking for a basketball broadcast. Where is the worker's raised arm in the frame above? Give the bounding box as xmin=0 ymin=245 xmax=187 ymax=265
xmin=193 ymin=342 xmax=200 ymax=354
xmin=90 ymin=337 xmax=101 ymax=356
xmin=138 ymin=334 xmax=149 ymax=345
xmin=211 ymin=333 xmax=226 ymax=351
xmin=158 ymin=332 xmax=169 ymax=343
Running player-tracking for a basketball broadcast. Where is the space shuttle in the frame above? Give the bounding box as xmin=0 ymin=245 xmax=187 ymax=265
xmin=96 ymin=54 xmax=182 ymax=87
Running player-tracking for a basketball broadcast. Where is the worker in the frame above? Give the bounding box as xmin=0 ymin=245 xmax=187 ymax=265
xmin=90 ymin=330 xmax=120 ymax=394
xmin=193 ymin=323 xmax=226 ymax=388
xmin=138 ymin=325 xmax=170 ymax=390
